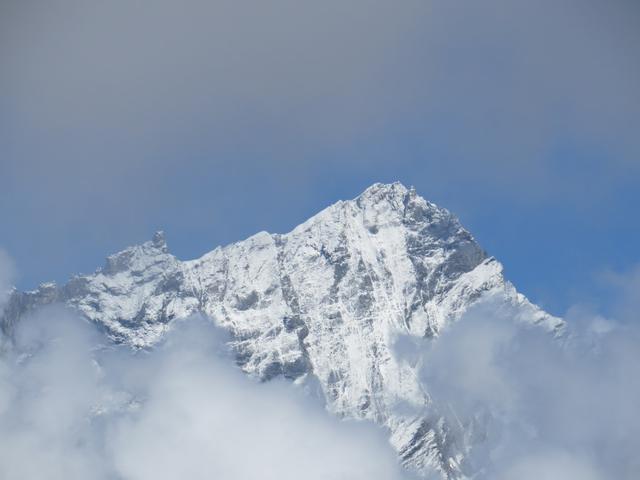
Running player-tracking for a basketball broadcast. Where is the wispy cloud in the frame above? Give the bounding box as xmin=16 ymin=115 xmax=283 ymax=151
xmin=398 ymin=285 xmax=640 ymax=479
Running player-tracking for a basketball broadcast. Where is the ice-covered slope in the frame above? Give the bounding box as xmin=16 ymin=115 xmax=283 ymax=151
xmin=0 ymin=182 xmax=563 ymax=479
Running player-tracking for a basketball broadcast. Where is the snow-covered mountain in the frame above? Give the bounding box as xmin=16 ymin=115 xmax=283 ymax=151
xmin=0 ymin=182 xmax=563 ymax=479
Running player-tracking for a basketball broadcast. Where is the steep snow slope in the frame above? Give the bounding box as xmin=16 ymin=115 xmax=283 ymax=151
xmin=0 ymin=182 xmax=563 ymax=478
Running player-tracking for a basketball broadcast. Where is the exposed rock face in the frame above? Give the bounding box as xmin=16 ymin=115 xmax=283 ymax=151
xmin=0 ymin=182 xmax=563 ymax=478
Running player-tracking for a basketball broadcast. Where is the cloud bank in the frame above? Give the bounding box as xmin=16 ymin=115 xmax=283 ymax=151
xmin=0 ymin=310 xmax=412 ymax=480
xmin=408 ymin=294 xmax=640 ymax=479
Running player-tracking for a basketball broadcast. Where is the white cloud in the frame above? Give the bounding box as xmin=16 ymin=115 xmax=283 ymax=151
xmin=498 ymin=452 xmax=604 ymax=480
xmin=412 ymin=293 xmax=640 ymax=479
xmin=0 ymin=310 xmax=412 ymax=480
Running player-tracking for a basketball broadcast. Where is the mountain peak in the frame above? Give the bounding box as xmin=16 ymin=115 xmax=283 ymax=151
xmin=0 ymin=183 xmax=564 ymax=480
xmin=357 ymin=181 xmax=412 ymax=204
xmin=101 ymin=231 xmax=171 ymax=275
xmin=152 ymin=230 xmax=167 ymax=250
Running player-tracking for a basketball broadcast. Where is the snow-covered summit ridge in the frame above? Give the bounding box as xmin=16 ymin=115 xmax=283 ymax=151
xmin=0 ymin=182 xmax=563 ymax=479
xmin=102 ymin=230 xmax=171 ymax=275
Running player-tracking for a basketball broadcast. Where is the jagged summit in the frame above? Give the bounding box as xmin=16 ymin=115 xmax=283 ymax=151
xmin=152 ymin=230 xmax=167 ymax=250
xmin=102 ymin=235 xmax=172 ymax=276
xmin=357 ymin=181 xmax=412 ymax=201
xmin=0 ymin=182 xmax=562 ymax=479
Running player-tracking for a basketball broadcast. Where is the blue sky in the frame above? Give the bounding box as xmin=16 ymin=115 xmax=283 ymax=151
xmin=1 ymin=0 xmax=639 ymax=316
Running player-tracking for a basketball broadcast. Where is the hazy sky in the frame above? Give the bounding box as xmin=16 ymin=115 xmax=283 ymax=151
xmin=1 ymin=0 xmax=639 ymax=315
